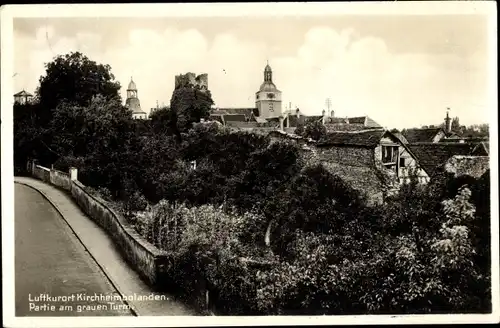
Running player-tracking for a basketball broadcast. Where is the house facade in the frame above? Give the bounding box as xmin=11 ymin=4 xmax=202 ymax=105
xmin=269 ymin=129 xmax=429 ymax=204
xmin=14 ymin=90 xmax=34 ymax=105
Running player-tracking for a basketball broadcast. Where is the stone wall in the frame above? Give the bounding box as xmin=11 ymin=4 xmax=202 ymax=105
xmin=50 ymin=169 xmax=71 ymax=191
xmin=33 ymin=165 xmax=51 ymax=183
xmin=27 ymin=160 xmax=172 ymax=289
xmin=70 ymin=181 xmax=172 ymax=287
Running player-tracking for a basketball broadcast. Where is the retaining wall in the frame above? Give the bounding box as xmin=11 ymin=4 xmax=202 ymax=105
xmin=26 ymin=160 xmax=172 ymax=288
xmin=50 ymin=169 xmax=72 ymax=191
xmin=33 ymin=165 xmax=51 ymax=183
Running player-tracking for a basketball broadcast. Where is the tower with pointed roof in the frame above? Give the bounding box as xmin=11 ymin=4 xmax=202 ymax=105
xmin=255 ymin=61 xmax=282 ymax=119
xmin=125 ymin=77 xmax=147 ymax=119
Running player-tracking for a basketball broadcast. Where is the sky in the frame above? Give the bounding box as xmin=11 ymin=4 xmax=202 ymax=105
xmin=13 ymin=13 xmax=494 ymax=129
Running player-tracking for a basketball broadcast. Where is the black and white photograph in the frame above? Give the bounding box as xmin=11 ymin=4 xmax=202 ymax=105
xmin=1 ymin=2 xmax=498 ymax=327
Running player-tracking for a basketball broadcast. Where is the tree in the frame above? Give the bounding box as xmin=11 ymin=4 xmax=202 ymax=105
xmin=149 ymin=106 xmax=180 ymax=137
xmin=49 ymin=95 xmax=132 ymax=159
xmin=13 ymin=102 xmax=46 ymax=173
xmin=300 ymin=120 xmax=327 ymax=141
xmin=36 ymin=51 xmax=121 ymax=127
xmin=451 ymin=117 xmax=461 ymax=133
xmin=169 ymin=76 xmax=214 ymax=136
xmin=21 ymin=52 xmax=123 ymax=167
xmin=49 ymin=95 xmax=138 ymax=195
xmin=294 ymin=122 xmax=305 ymax=136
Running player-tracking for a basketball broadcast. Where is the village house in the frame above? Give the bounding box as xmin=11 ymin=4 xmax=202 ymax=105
xmin=401 ymin=110 xmax=472 ymax=144
xmin=14 ymin=90 xmax=34 ymax=105
xmin=407 ymin=142 xmax=489 ymax=178
xmin=269 ymin=128 xmax=429 ymax=204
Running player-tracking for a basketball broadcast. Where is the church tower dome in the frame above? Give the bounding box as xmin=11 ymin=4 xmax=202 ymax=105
xmin=255 ymin=61 xmax=282 ymax=119
xmin=125 ymin=77 xmax=147 ymax=119
xmin=260 ymin=61 xmax=277 ymax=92
xmin=128 ymin=78 xmax=137 ymax=91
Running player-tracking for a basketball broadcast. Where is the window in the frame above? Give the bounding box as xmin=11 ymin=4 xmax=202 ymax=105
xmin=269 ymin=102 xmax=274 ymax=112
xmin=382 ymin=146 xmax=398 ymax=164
xmin=399 ymin=157 xmax=406 ymax=168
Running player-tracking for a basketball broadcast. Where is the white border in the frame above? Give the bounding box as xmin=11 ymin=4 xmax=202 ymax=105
xmin=1 ymin=2 xmax=499 ymax=327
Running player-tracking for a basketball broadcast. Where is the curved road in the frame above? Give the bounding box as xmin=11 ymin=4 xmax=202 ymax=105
xmin=15 ymin=183 xmax=133 ymax=316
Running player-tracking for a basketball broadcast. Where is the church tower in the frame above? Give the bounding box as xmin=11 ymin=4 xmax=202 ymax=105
xmin=255 ymin=61 xmax=282 ymax=119
xmin=125 ymin=77 xmax=147 ymax=119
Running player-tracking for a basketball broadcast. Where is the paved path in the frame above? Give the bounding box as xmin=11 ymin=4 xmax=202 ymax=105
xmin=15 ymin=177 xmax=196 ymax=316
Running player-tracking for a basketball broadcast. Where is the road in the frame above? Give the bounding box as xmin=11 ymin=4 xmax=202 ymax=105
xmin=15 ymin=183 xmax=133 ymax=316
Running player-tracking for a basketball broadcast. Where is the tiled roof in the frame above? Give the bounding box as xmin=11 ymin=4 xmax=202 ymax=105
xmin=440 ymin=136 xmax=489 ymax=143
xmin=476 ymin=141 xmax=489 ymax=155
xmin=348 ymin=116 xmax=366 ymax=124
xmin=222 ymin=114 xmax=247 ymax=122
xmin=325 ymin=117 xmax=349 ymax=124
xmin=324 ymin=116 xmax=382 ymax=128
xmin=316 ymin=129 xmax=386 ymax=148
xmin=407 ymin=142 xmax=481 ymax=177
xmin=402 ymin=128 xmax=443 ymax=143
xmin=325 ymin=123 xmax=367 ymax=132
xmin=213 ymin=108 xmax=258 ymax=118
xmin=209 ymin=114 xmax=224 ymax=124
xmin=14 ymin=90 xmax=33 ymax=97
xmin=444 ymin=155 xmax=490 ymax=179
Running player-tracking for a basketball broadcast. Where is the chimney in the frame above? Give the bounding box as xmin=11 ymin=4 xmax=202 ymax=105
xmin=322 ymin=109 xmax=326 ymax=124
xmin=286 ymin=112 xmax=290 ymax=128
xmin=296 ymin=108 xmax=300 ymax=118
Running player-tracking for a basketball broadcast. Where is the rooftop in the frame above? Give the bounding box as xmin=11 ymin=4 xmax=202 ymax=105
xmin=402 ymin=127 xmax=443 ymax=143
xmin=407 ymin=142 xmax=486 ymax=177
xmin=14 ymin=90 xmax=33 ymax=97
xmin=324 ymin=116 xmax=382 ymax=129
xmin=316 ymin=129 xmax=387 ymax=148
xmin=127 ymin=78 xmax=137 ymax=91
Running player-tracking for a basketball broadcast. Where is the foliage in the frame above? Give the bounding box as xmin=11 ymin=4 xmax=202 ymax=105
xmin=36 ymin=52 xmax=121 ymax=116
xmin=149 ymin=106 xmax=180 ymax=136
xmin=299 ymin=119 xmax=327 ymax=141
xmin=294 ymin=121 xmax=305 ymax=136
xmin=132 ymin=200 xmax=272 ymax=314
xmin=13 ymin=102 xmax=46 ymax=173
xmin=14 ymin=52 xmax=122 ymax=168
xmin=169 ymin=77 xmax=214 ymax=135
